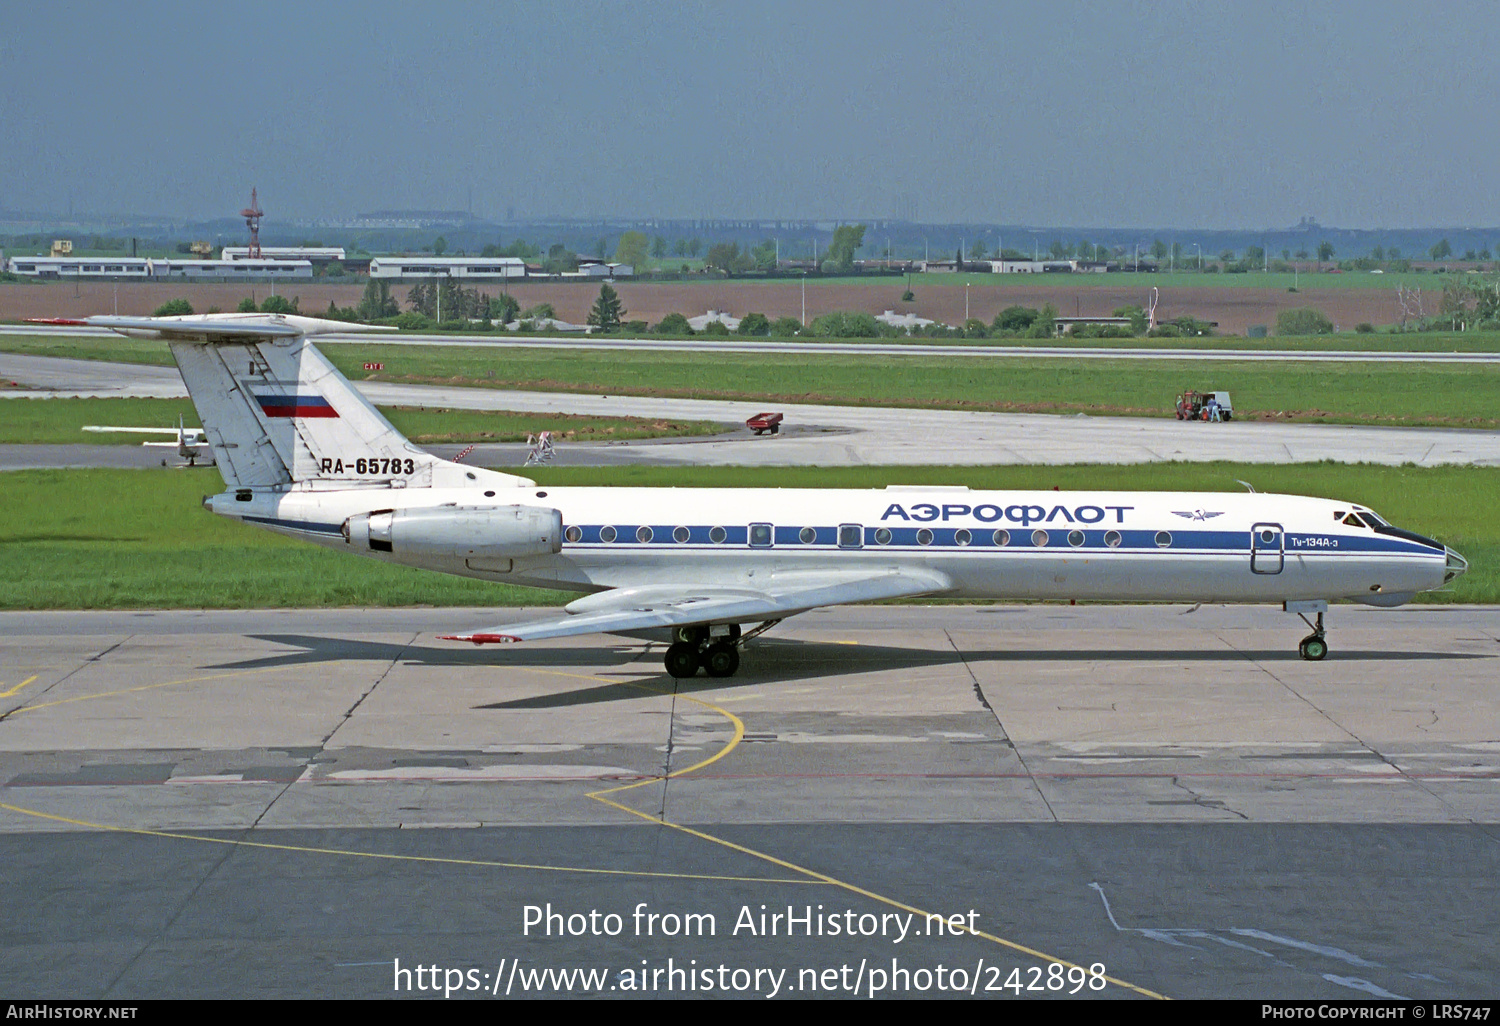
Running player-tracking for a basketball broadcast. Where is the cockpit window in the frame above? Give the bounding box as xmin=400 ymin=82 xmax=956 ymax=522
xmin=1342 ymin=513 xmax=1364 ymax=527
xmin=1357 ymin=512 xmax=1387 ymax=529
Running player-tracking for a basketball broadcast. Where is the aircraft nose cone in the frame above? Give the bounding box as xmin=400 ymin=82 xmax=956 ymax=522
xmin=1445 ymin=547 xmax=1469 ymax=583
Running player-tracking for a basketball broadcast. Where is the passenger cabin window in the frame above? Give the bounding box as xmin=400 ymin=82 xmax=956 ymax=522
xmin=838 ymin=524 xmax=863 ymax=549
xmin=709 ymin=526 xmax=728 ymax=544
xmin=749 ymin=523 xmax=773 ymax=547
xmin=874 ymin=527 xmax=892 ymax=545
xmin=798 ymin=527 xmax=817 ymax=544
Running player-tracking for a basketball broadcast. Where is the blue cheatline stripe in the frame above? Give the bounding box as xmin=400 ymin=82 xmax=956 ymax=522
xmin=242 ymin=515 xmax=343 ymax=536
xmin=560 ymin=525 xmax=1438 ymax=556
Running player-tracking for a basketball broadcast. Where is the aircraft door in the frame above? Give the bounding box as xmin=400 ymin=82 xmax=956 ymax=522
xmin=1251 ymin=523 xmax=1284 ymax=574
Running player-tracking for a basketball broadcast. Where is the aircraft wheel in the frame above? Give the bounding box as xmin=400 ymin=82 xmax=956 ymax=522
xmin=664 ymin=643 xmax=701 ymax=678
xmin=703 ymin=643 xmax=740 ymax=678
xmin=1298 ymin=635 xmax=1328 ymax=661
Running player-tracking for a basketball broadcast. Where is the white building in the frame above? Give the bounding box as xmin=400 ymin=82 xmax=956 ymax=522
xmin=4 ymin=256 xmax=310 ymax=279
xmin=875 ymin=309 xmax=937 ymax=330
xmin=687 ymin=309 xmax=741 ymax=331
xmin=368 ymin=256 xmax=526 ymax=279
xmin=5 ymin=256 xmax=152 ymax=277
xmin=149 ymin=259 xmax=312 ymax=279
xmin=222 ymin=246 xmax=346 ymax=262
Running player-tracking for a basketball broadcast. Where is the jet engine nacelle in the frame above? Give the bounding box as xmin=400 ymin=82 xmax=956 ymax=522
xmin=343 ymin=505 xmax=563 ymax=559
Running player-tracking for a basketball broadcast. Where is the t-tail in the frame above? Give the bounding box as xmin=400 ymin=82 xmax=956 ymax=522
xmin=55 ymin=313 xmax=533 ymax=493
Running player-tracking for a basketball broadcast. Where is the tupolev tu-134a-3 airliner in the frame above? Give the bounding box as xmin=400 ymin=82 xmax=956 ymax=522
xmin=40 ymin=313 xmax=1468 ymax=678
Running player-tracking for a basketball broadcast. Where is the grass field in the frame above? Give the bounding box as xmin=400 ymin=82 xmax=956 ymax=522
xmin=335 ymin=346 xmax=1500 ymax=429
xmin=5 ymin=334 xmax=1500 ymax=428
xmin=1 ymin=464 xmax=1492 ymax=609
xmin=9 ymin=324 xmax=1500 ymax=357
xmin=0 ymin=396 xmax=722 ymax=445
xmin=890 ymin=270 xmax=1466 ymax=291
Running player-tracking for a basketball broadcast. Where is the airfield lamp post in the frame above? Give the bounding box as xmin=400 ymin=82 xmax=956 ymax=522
xmin=1195 ymin=244 xmax=1202 ymax=273
xmin=965 ymin=282 xmax=970 ymax=321
xmin=801 ymin=272 xmax=806 ymax=326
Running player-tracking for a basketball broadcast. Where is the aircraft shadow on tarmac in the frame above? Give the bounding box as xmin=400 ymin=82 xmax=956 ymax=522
xmin=203 ymin=633 xmax=1488 ymax=710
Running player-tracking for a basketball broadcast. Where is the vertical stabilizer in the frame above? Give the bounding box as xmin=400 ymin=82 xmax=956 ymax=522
xmin=81 ymin=313 xmax=534 ymax=491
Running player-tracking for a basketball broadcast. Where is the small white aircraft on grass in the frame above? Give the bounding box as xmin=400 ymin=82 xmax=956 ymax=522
xmin=82 ymin=416 xmax=215 ymax=466
xmin=38 ymin=313 xmax=1468 ymax=677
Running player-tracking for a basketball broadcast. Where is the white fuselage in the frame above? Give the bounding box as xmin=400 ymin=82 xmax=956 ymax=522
xmin=207 ymin=485 xmax=1455 ymax=609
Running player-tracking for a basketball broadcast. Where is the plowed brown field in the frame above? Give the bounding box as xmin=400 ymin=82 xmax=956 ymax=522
xmin=0 ymin=279 xmax=1399 ymax=335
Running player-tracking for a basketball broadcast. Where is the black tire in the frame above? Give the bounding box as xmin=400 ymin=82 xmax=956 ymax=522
xmin=703 ymin=643 xmax=740 ymax=678
xmin=664 ymin=643 xmax=700 ymax=678
xmin=1299 ymin=636 xmax=1328 ymax=661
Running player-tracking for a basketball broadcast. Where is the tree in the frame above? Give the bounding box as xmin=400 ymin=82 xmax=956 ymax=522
xmin=1430 ymin=239 xmax=1452 ymax=261
xmin=153 ymin=299 xmax=193 ymax=317
xmin=1317 ymin=241 xmax=1334 ymax=267
xmin=769 ymin=316 xmax=803 ymax=337
xmin=357 ymin=280 xmax=399 ymax=320
xmin=544 ymin=244 xmax=577 ymax=274
xmin=1028 ymin=303 xmax=1058 ymax=338
xmin=1276 ymin=307 xmax=1334 ymax=335
xmin=236 ymin=297 xmax=258 ymax=313
xmin=651 ymin=235 xmax=668 ymax=259
xmin=807 ymin=311 xmax=880 ymax=337
xmin=823 ymin=224 xmax=867 ymax=272
xmin=1113 ymin=304 xmax=1148 ymax=334
xmin=737 ymin=312 xmax=771 ymax=336
xmin=614 ymin=231 xmax=649 ymax=272
xmin=593 ymin=237 xmax=607 ymax=260
xmin=686 ymin=237 xmax=702 ymax=258
xmin=992 ymin=305 xmax=1038 ymax=332
xmin=586 ymin=284 xmax=626 ymax=332
xmin=260 ymin=294 xmax=298 ymax=314
xmin=433 ymin=236 xmax=448 ymax=256
xmin=751 ymin=239 xmax=778 ymax=271
xmin=705 ymin=242 xmax=751 ymax=275
xmin=970 ymin=239 xmax=988 ymax=260
xmin=407 ymin=283 xmax=435 ymax=317
xmin=1151 ymin=239 xmax=1168 ymax=262
xmin=653 ymin=312 xmax=693 ymax=335
xmin=489 ymin=292 xmax=520 ymax=324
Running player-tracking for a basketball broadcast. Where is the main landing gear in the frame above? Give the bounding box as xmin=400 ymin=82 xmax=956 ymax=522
xmin=1296 ymin=611 xmax=1328 ymax=661
xmin=664 ymin=624 xmax=741 ymax=678
xmin=663 ymin=621 xmax=782 ymax=678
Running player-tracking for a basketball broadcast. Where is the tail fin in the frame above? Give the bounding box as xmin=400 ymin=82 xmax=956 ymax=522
xmin=83 ymin=314 xmax=534 ymax=491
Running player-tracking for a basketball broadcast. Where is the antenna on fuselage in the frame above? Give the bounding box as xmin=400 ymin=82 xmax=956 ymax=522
xmin=1234 ymin=479 xmax=1257 ymax=493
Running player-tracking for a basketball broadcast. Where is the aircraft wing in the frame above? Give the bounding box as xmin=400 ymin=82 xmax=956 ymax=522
xmin=440 ymin=568 xmax=953 ymax=644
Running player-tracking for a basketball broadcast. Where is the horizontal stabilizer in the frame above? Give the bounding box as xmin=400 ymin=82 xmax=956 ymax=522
xmin=41 ymin=313 xmax=398 ymax=342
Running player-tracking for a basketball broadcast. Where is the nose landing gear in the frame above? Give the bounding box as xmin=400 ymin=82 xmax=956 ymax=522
xmin=1295 ymin=611 xmax=1328 ymax=661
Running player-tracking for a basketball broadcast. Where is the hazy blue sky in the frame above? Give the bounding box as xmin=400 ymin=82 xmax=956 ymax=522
xmin=4 ymin=0 xmax=1497 ymax=228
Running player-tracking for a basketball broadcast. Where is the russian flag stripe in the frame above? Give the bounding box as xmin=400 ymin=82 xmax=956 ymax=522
xmin=255 ymin=394 xmax=339 ymax=418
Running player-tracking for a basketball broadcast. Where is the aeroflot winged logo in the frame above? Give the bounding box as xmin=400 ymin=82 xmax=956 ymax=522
xmin=1172 ymin=510 xmax=1225 ymax=521
xmin=255 ymin=393 xmax=339 ymax=418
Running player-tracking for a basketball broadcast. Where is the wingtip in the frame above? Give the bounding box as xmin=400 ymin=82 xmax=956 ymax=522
xmin=438 ymin=633 xmax=521 ymax=645
xmin=25 ymin=317 xmax=89 ymax=325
